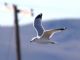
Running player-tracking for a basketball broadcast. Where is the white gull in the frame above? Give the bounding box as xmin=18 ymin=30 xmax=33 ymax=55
xmin=30 ymin=13 xmax=67 ymax=44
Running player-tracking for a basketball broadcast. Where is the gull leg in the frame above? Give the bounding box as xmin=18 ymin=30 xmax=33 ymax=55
xmin=49 ymin=41 xmax=55 ymax=44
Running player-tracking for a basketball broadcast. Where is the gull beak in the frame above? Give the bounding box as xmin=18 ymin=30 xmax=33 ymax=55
xmin=30 ymin=40 xmax=33 ymax=43
xmin=30 ymin=40 xmax=33 ymax=42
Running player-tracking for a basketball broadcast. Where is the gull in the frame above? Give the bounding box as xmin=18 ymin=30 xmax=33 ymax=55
xmin=30 ymin=13 xmax=67 ymax=44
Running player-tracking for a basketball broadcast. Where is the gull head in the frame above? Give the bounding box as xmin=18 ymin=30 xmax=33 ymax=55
xmin=30 ymin=37 xmax=39 ymax=43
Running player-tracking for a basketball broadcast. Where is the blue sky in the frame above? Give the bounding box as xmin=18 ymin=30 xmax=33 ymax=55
xmin=0 ymin=0 xmax=80 ymax=26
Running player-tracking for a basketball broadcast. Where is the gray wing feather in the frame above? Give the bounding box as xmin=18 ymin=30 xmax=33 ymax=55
xmin=34 ymin=13 xmax=44 ymax=36
xmin=41 ymin=27 xmax=67 ymax=39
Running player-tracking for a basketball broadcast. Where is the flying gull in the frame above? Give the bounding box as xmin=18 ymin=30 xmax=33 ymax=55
xmin=30 ymin=13 xmax=67 ymax=44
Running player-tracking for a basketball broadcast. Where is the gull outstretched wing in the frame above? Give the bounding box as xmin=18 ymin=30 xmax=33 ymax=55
xmin=41 ymin=27 xmax=67 ymax=39
xmin=34 ymin=13 xmax=44 ymax=36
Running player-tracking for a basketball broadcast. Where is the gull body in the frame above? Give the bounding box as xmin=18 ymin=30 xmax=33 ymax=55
xmin=31 ymin=37 xmax=55 ymax=44
xmin=30 ymin=13 xmax=67 ymax=44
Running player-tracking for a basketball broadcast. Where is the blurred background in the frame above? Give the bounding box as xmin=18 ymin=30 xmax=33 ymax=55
xmin=0 ymin=0 xmax=80 ymax=60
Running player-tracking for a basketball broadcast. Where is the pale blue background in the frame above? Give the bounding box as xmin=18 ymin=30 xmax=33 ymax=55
xmin=0 ymin=19 xmax=80 ymax=60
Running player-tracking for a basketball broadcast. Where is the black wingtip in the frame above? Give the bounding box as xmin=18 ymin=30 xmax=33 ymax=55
xmin=60 ymin=27 xmax=67 ymax=30
xmin=35 ymin=13 xmax=42 ymax=19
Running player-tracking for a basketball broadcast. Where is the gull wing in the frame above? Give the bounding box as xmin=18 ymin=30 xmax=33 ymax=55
xmin=41 ymin=27 xmax=67 ymax=39
xmin=34 ymin=13 xmax=44 ymax=36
